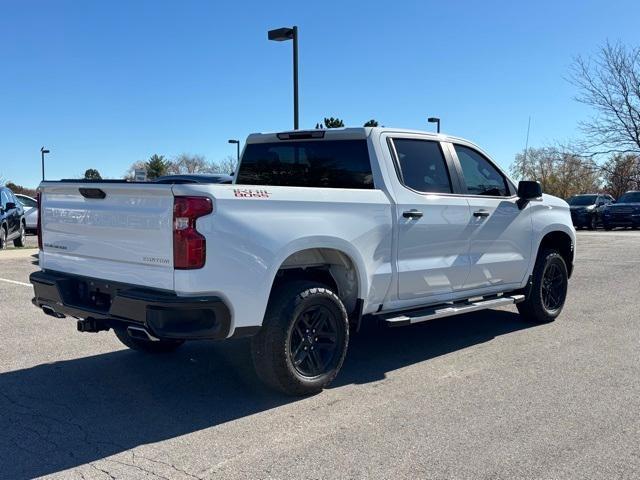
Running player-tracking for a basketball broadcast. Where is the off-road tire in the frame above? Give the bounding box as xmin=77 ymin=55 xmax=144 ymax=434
xmin=113 ymin=327 xmax=184 ymax=353
xmin=251 ymin=281 xmax=349 ymax=396
xmin=517 ymin=249 xmax=569 ymax=324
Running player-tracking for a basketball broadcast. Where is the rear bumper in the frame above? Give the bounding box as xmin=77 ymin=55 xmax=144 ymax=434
xmin=30 ymin=270 xmax=232 ymax=340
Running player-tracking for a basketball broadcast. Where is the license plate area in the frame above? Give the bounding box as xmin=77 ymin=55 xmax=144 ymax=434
xmin=62 ymin=277 xmax=118 ymax=312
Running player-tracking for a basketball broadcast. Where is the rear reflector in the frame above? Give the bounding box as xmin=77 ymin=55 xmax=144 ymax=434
xmin=173 ymin=196 xmax=213 ymax=269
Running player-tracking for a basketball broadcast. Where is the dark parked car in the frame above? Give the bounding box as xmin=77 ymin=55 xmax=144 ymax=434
xmin=602 ymin=191 xmax=640 ymax=230
xmin=0 ymin=186 xmax=26 ymax=249
xmin=154 ymin=173 xmax=233 ymax=184
xmin=567 ymin=193 xmax=615 ymax=230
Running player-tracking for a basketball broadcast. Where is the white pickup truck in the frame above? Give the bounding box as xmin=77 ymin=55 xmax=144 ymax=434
xmin=31 ymin=127 xmax=575 ymax=395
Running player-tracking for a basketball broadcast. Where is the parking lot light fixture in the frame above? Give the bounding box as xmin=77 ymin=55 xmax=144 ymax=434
xmin=228 ymin=139 xmax=240 ymax=162
xmin=428 ymin=117 xmax=441 ymax=133
xmin=40 ymin=147 xmax=50 ymax=181
xmin=268 ymin=26 xmax=299 ymax=130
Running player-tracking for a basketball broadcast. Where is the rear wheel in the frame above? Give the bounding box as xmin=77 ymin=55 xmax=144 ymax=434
xmin=517 ymin=249 xmax=568 ymax=324
xmin=251 ymin=281 xmax=349 ymax=396
xmin=113 ymin=327 xmax=184 ymax=353
xmin=13 ymin=222 xmax=26 ymax=247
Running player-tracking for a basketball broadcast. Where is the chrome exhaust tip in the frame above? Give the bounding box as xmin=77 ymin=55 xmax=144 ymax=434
xmin=126 ymin=326 xmax=160 ymax=342
xmin=41 ymin=304 xmax=65 ymax=318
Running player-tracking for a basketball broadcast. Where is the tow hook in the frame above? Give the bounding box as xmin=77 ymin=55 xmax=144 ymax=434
xmin=77 ymin=318 xmax=109 ymax=333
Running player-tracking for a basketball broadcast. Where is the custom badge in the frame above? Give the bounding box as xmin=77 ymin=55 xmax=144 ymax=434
xmin=233 ymin=188 xmax=271 ymax=199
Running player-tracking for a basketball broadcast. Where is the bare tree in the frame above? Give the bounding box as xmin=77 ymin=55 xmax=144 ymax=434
xmin=511 ymin=146 xmax=601 ymax=198
xmin=170 ymin=154 xmax=209 ymax=174
xmin=208 ymin=155 xmax=237 ymax=175
xmin=570 ymin=42 xmax=640 ymax=156
xmin=124 ymin=160 xmax=147 ymax=180
xmin=601 ymin=154 xmax=640 ymax=198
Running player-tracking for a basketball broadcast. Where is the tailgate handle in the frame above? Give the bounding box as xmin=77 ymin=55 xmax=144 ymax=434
xmin=79 ymin=188 xmax=106 ymax=199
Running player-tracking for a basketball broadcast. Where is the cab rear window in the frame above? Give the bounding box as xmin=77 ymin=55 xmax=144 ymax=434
xmin=236 ymin=140 xmax=373 ymax=189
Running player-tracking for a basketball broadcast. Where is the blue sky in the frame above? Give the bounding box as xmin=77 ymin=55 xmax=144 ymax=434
xmin=1 ymin=0 xmax=639 ymax=187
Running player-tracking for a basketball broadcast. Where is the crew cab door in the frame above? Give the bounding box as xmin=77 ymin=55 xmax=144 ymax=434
xmin=387 ymin=136 xmax=472 ymax=301
xmin=449 ymin=143 xmax=533 ymax=290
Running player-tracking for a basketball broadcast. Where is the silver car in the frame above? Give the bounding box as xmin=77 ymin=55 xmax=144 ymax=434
xmin=15 ymin=194 xmax=38 ymax=233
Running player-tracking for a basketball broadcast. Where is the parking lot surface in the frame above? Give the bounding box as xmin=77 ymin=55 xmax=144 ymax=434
xmin=1 ymin=231 xmax=639 ymax=479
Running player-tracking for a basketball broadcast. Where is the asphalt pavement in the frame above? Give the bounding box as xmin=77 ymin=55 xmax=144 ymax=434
xmin=1 ymin=231 xmax=639 ymax=479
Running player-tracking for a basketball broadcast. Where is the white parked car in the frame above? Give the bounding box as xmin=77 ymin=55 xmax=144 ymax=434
xmin=15 ymin=193 xmax=38 ymax=233
xmin=30 ymin=127 xmax=575 ymax=395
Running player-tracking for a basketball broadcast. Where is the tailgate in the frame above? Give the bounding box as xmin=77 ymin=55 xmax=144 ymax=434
xmin=40 ymin=182 xmax=175 ymax=290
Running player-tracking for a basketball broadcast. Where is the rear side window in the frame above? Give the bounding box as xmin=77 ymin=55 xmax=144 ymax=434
xmin=454 ymin=145 xmax=509 ymax=196
xmin=392 ymin=139 xmax=452 ymax=194
xmin=236 ymin=140 xmax=373 ymax=189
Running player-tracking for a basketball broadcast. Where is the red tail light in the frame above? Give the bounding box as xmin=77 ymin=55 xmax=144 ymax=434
xmin=36 ymin=191 xmax=43 ymax=250
xmin=173 ymin=196 xmax=213 ymax=269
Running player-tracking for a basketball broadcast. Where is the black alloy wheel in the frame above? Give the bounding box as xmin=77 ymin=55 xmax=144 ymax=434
xmin=541 ymin=261 xmax=567 ymax=313
xmin=288 ymin=304 xmax=342 ymax=378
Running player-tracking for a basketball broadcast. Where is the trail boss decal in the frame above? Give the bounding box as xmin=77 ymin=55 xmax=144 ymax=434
xmin=234 ymin=188 xmax=271 ymax=199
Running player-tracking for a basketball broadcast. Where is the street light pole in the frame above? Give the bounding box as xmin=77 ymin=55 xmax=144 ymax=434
xmin=428 ymin=117 xmax=441 ymax=134
xmin=228 ymin=139 xmax=240 ymax=162
xmin=292 ymin=26 xmax=299 ymax=130
xmin=268 ymin=26 xmax=299 ymax=130
xmin=40 ymin=147 xmax=50 ymax=181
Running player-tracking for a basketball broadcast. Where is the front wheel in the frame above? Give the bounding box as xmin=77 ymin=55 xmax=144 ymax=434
xmin=517 ymin=249 xmax=569 ymax=324
xmin=251 ymin=281 xmax=349 ymax=396
xmin=113 ymin=327 xmax=185 ymax=353
xmin=588 ymin=215 xmax=597 ymax=230
xmin=0 ymin=227 xmax=6 ymax=250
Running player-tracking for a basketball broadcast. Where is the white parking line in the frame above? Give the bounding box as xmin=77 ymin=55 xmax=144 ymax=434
xmin=0 ymin=277 xmax=31 ymax=287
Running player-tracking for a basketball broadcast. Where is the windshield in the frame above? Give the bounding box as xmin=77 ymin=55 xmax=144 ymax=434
xmin=17 ymin=196 xmax=37 ymax=208
xmin=617 ymin=192 xmax=640 ymax=203
xmin=568 ymin=195 xmax=597 ymax=206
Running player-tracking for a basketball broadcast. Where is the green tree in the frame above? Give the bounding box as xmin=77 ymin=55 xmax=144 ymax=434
xmin=363 ymin=119 xmax=379 ymax=127
xmin=145 ymin=154 xmax=169 ymax=179
xmin=323 ymin=117 xmax=344 ymax=128
xmin=83 ymin=168 xmax=102 ymax=180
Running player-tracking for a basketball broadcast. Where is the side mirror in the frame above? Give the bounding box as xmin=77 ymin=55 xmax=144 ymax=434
xmin=5 ymin=202 xmax=16 ymax=211
xmin=517 ymin=181 xmax=542 ymax=200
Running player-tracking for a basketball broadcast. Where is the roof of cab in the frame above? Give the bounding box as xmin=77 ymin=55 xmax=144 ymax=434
xmin=246 ymin=127 xmax=454 ymax=144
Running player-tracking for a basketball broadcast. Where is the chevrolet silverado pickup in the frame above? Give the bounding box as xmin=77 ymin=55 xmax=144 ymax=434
xmin=30 ymin=127 xmax=575 ymax=395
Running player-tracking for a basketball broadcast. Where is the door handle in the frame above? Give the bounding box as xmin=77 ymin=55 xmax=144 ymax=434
xmin=403 ymin=209 xmax=423 ymax=219
xmin=473 ymin=209 xmax=490 ymax=218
